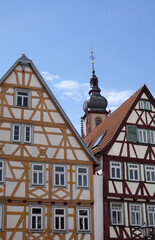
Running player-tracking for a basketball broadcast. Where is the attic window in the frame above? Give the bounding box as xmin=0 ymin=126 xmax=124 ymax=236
xmin=139 ymin=100 xmax=151 ymax=111
xmin=92 ymin=132 xmax=106 ymax=148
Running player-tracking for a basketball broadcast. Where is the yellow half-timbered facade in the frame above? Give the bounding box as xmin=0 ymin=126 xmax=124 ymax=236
xmin=0 ymin=54 xmax=99 ymax=240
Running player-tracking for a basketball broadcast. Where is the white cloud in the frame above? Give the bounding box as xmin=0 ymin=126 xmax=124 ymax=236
xmin=41 ymin=72 xmax=60 ymax=81
xmin=54 ymin=80 xmax=89 ymax=101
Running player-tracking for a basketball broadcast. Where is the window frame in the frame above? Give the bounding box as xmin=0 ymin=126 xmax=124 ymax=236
xmin=76 ymin=165 xmax=90 ymax=189
xmin=53 ymin=164 xmax=67 ymax=188
xmin=52 ymin=206 xmax=68 ymax=233
xmin=0 ymin=204 xmax=4 ymax=231
xmin=109 ymin=161 xmax=122 ymax=180
xmin=14 ymin=88 xmax=31 ymax=108
xmin=76 ymin=207 xmax=91 ymax=233
xmin=144 ymin=165 xmax=155 ymax=183
xmin=29 ymin=205 xmax=45 ymax=232
xmin=30 ymin=162 xmax=46 ymax=187
xmin=129 ymin=203 xmax=142 ymax=226
xmin=11 ymin=123 xmax=33 ymax=144
xmin=126 ymin=125 xmax=155 ymax=145
xmin=139 ymin=100 xmax=151 ymax=111
xmin=127 ymin=163 xmax=140 ymax=182
xmin=110 ymin=202 xmax=124 ymax=226
xmin=0 ymin=159 xmax=5 ymax=185
xmin=147 ymin=205 xmax=155 ymax=226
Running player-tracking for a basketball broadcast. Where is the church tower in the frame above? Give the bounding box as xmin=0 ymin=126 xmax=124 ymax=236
xmin=81 ymin=50 xmax=108 ymax=137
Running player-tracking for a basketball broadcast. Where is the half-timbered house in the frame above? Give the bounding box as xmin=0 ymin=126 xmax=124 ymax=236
xmin=0 ymin=54 xmax=100 ymax=240
xmin=83 ymin=78 xmax=155 ymax=239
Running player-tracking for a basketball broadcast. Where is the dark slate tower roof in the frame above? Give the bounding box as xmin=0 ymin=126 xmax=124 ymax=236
xmin=83 ymin=52 xmax=108 ymax=113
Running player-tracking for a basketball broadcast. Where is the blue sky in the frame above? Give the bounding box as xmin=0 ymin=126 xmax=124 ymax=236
xmin=0 ymin=0 xmax=155 ymax=132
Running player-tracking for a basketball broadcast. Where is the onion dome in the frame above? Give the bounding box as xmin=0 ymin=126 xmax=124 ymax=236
xmin=83 ymin=50 xmax=108 ymax=113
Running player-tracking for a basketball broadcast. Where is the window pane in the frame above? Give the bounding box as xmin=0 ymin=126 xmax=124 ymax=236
xmin=79 ymin=210 xmax=88 ymax=216
xmin=55 ymin=174 xmax=59 ymax=185
xmin=116 ymin=168 xmax=120 ymax=178
xmin=17 ymin=96 xmax=22 ymax=106
xmin=19 ymin=92 xmax=28 ymax=96
xmin=78 ymin=175 xmax=82 ymax=186
xmin=60 ymin=174 xmax=64 ymax=185
xmin=32 ymin=208 xmax=41 ymax=214
xmin=38 ymin=216 xmax=41 ymax=229
xmin=0 ymin=170 xmax=2 ymax=182
xmin=33 ymin=172 xmax=37 ymax=184
xmin=61 ymin=217 xmax=64 ymax=229
xmin=130 ymin=169 xmax=133 ymax=179
xmin=23 ymin=97 xmax=28 ymax=107
xmin=34 ymin=165 xmax=42 ymax=171
xmin=56 ymin=217 xmax=59 ymax=229
xmin=55 ymin=209 xmax=64 ymax=215
xmin=84 ymin=218 xmax=88 ymax=230
xmin=32 ymin=216 xmax=36 ymax=229
xmin=39 ymin=173 xmax=43 ymax=184
xmin=83 ymin=176 xmax=87 ymax=186
xmin=55 ymin=166 xmax=64 ymax=172
xmin=79 ymin=218 xmax=83 ymax=230
xmin=78 ymin=168 xmax=86 ymax=173
xmin=112 ymin=168 xmax=115 ymax=178
xmin=0 ymin=162 xmax=2 ymax=167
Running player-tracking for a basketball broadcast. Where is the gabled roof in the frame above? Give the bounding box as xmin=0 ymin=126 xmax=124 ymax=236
xmin=0 ymin=54 xmax=100 ymax=166
xmin=84 ymin=85 xmax=155 ymax=154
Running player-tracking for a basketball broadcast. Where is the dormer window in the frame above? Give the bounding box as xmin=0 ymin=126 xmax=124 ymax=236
xmin=15 ymin=89 xmax=31 ymax=108
xmin=139 ymin=100 xmax=151 ymax=111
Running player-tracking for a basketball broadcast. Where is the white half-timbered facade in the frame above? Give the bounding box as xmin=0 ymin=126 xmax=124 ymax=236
xmin=0 ymin=54 xmax=100 ymax=240
xmin=84 ymin=85 xmax=155 ymax=240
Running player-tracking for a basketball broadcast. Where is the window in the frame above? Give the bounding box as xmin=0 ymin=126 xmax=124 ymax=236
xmin=139 ymin=100 xmax=151 ymax=111
xmin=0 ymin=160 xmax=5 ymax=184
xmin=147 ymin=205 xmax=155 ymax=226
xmin=30 ymin=163 xmax=45 ymax=186
xmin=76 ymin=166 xmax=89 ymax=188
xmin=53 ymin=165 xmax=66 ymax=187
xmin=129 ymin=204 xmax=142 ymax=226
xmin=52 ymin=206 xmax=67 ymax=233
xmin=127 ymin=163 xmax=140 ymax=181
xmin=76 ymin=207 xmax=91 ymax=233
xmin=0 ymin=205 xmax=4 ymax=231
xmin=150 ymin=131 xmax=155 ymax=144
xmin=145 ymin=165 xmax=155 ymax=183
xmin=126 ymin=126 xmax=155 ymax=145
xmin=110 ymin=202 xmax=124 ymax=225
xmin=110 ymin=161 xmax=122 ymax=180
xmin=138 ymin=129 xmax=148 ymax=143
xmin=29 ymin=206 xmax=44 ymax=232
xmin=96 ymin=117 xmax=101 ymax=126
xmin=12 ymin=123 xmax=33 ymax=144
xmin=15 ymin=89 xmax=30 ymax=108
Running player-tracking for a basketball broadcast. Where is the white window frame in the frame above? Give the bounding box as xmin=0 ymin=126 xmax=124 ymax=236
xmin=0 ymin=205 xmax=4 ymax=231
xmin=110 ymin=161 xmax=122 ymax=180
xmin=145 ymin=165 xmax=155 ymax=183
xmin=12 ymin=123 xmax=33 ymax=144
xmin=76 ymin=165 xmax=89 ymax=189
xmin=147 ymin=205 xmax=155 ymax=226
xmin=0 ymin=160 xmax=5 ymax=184
xmin=138 ymin=129 xmax=148 ymax=143
xmin=139 ymin=100 xmax=151 ymax=111
xmin=110 ymin=202 xmax=124 ymax=226
xmin=30 ymin=163 xmax=45 ymax=186
xmin=127 ymin=163 xmax=140 ymax=181
xmin=29 ymin=205 xmax=45 ymax=232
xmin=76 ymin=207 xmax=91 ymax=233
xmin=53 ymin=165 xmax=67 ymax=188
xmin=15 ymin=88 xmax=31 ymax=108
xmin=52 ymin=206 xmax=67 ymax=233
xmin=129 ymin=203 xmax=142 ymax=226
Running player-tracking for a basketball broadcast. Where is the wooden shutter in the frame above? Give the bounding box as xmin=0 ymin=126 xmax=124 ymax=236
xmin=126 ymin=125 xmax=138 ymax=143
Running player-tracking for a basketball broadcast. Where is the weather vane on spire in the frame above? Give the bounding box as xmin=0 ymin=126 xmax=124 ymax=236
xmin=90 ymin=47 xmax=95 ymax=74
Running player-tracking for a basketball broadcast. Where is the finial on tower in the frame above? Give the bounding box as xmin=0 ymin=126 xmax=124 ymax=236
xmin=90 ymin=47 xmax=95 ymax=74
